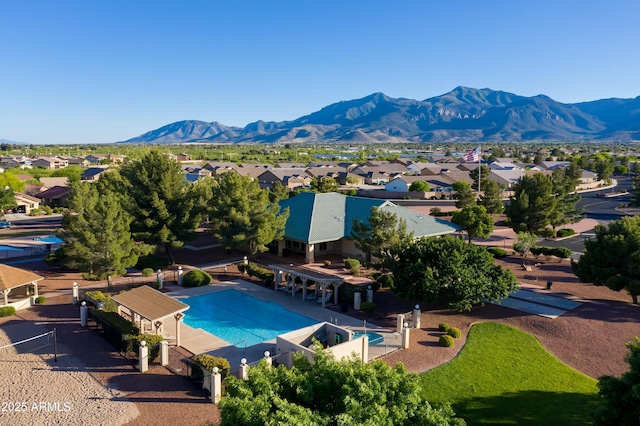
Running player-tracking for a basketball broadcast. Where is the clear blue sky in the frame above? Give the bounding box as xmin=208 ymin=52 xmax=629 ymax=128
xmin=1 ymin=0 xmax=639 ymax=144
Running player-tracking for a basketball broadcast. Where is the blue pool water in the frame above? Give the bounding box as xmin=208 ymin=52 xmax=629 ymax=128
xmin=182 ymin=290 xmax=319 ymax=348
xmin=353 ymin=331 xmax=385 ymax=345
xmin=0 ymin=245 xmax=25 ymax=251
xmin=39 ymin=236 xmax=63 ymax=243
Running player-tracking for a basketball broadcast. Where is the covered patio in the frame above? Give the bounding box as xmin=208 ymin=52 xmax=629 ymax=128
xmin=111 ymin=286 xmax=189 ymax=346
xmin=269 ymin=264 xmax=343 ymax=308
xmin=0 ymin=264 xmax=44 ymax=311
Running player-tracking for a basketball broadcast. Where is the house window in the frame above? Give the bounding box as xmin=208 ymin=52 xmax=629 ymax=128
xmin=319 ymin=243 xmax=328 ymax=251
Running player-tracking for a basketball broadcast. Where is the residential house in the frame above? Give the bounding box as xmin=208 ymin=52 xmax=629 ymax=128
xmin=435 ymin=171 xmax=474 ymax=186
xmin=489 ymin=161 xmax=522 ymax=171
xmin=176 ymin=153 xmax=191 ymax=162
xmin=257 ymin=169 xmax=313 ymax=189
xmin=384 ymin=176 xmax=433 ymax=192
xmin=35 ymin=186 xmax=71 ymax=208
xmin=407 ymin=162 xmax=442 ymax=176
xmin=13 ymin=193 xmax=40 ymax=214
xmin=39 ymin=177 xmax=69 ymax=190
xmin=275 ymin=163 xmax=306 ymax=168
xmin=539 ymin=161 xmax=571 ymax=170
xmin=32 ymin=156 xmax=68 ymax=170
xmin=202 ymin=162 xmax=240 ymax=175
xmin=60 ymin=156 xmax=91 ymax=167
xmin=81 ymin=167 xmax=111 ymax=182
xmin=276 ymin=192 xmax=459 ymax=263
xmin=488 ymin=170 xmax=526 ymax=189
xmin=0 ymin=156 xmax=20 ymax=169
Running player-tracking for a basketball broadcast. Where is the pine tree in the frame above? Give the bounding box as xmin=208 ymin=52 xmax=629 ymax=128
xmin=479 ymin=180 xmax=504 ymax=215
xmin=351 ymin=207 xmax=411 ymax=264
xmin=452 ymin=181 xmax=476 ymax=209
xmin=207 ymin=172 xmax=289 ymax=254
xmin=63 ymin=182 xmax=153 ymax=279
xmin=119 ymin=150 xmax=201 ymax=263
xmin=505 ymin=173 xmax=557 ymax=235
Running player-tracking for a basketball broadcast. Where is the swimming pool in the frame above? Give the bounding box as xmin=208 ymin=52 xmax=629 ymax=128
xmin=353 ymin=331 xmax=385 ymax=345
xmin=182 ymin=290 xmax=319 ymax=348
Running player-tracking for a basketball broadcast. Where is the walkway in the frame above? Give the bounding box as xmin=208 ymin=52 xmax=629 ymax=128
xmin=487 ymin=285 xmax=582 ymax=319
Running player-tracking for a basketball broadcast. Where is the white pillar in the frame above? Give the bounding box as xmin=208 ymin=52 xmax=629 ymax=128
xmin=177 ymin=266 xmax=183 ymax=286
xmin=264 ymin=350 xmax=272 ymax=367
xmin=80 ymin=302 xmax=88 ymax=326
xmin=33 ymin=282 xmax=38 ymax=298
xmin=366 ymin=285 xmax=373 ymax=303
xmin=211 ymin=367 xmax=222 ymax=404
xmin=397 ymin=313 xmax=405 ymax=333
xmin=157 ymin=270 xmax=164 ymax=289
xmin=239 ymin=358 xmax=249 ymax=380
xmin=160 ymin=340 xmax=169 ymax=366
xmin=72 ymin=282 xmax=79 ymax=305
xmin=361 ymin=335 xmax=369 ymax=362
xmin=139 ymin=340 xmax=149 ymax=372
xmin=413 ymin=304 xmax=421 ymax=329
xmin=354 ymin=292 xmax=361 ymax=310
xmin=174 ymin=313 xmax=184 ymax=347
xmin=401 ymin=322 xmax=410 ymax=349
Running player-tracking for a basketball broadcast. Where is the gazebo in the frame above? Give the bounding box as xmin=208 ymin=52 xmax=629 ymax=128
xmin=111 ymin=286 xmax=190 ymax=346
xmin=0 ymin=264 xmax=44 ymax=311
xmin=270 ymin=264 xmax=343 ymax=308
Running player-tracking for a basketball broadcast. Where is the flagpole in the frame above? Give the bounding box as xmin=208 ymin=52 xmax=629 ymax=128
xmin=477 ymin=144 xmax=481 ymax=195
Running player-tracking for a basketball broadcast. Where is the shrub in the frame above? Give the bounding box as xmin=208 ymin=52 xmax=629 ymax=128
xmin=369 ymin=280 xmax=382 ymax=292
xmin=43 ymin=205 xmax=53 ymax=215
xmin=141 ymin=268 xmax=154 ymax=277
xmin=350 ymin=266 xmax=360 ymax=276
xmin=34 ymin=296 xmax=46 ymax=304
xmin=44 ymin=247 xmax=66 ymax=265
xmin=183 ymin=269 xmax=212 ymax=287
xmin=324 ymin=259 xmax=332 ymax=267
xmin=447 ymin=327 xmax=461 ymax=338
xmin=246 ymin=262 xmax=274 ymax=284
xmin=91 ymin=310 xmax=139 ymax=335
xmin=540 ymin=228 xmax=555 ymax=238
xmin=136 ymin=255 xmax=170 ymax=271
xmin=556 ymin=228 xmax=575 ymax=238
xmin=344 ymin=258 xmax=360 ymax=270
xmin=360 ymin=301 xmax=376 ymax=316
xmin=552 ymin=247 xmax=573 ymax=260
xmin=0 ymin=306 xmax=16 ymax=317
xmin=438 ymin=323 xmax=450 ymax=332
xmin=125 ymin=334 xmax=165 ymax=362
xmin=338 ymin=282 xmax=361 ymax=304
xmin=439 ymin=335 xmax=455 ymax=347
xmin=487 ymin=247 xmax=507 ymax=258
xmin=378 ymin=274 xmax=394 ymax=289
xmin=191 ymin=354 xmax=231 ymax=381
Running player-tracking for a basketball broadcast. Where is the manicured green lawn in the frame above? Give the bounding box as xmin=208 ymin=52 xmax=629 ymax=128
xmin=419 ymin=322 xmax=599 ymax=426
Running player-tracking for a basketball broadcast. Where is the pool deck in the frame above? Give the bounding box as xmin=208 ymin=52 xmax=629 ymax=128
xmin=164 ymin=279 xmax=400 ymax=365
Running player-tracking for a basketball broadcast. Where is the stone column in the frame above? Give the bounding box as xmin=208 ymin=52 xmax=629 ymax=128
xmin=239 ymin=358 xmax=249 ymax=380
xmin=174 ymin=313 xmax=184 ymax=347
xmin=397 ymin=313 xmax=405 ymax=333
xmin=305 ymin=243 xmax=315 ymax=264
xmin=177 ymin=266 xmax=183 ymax=286
xmin=157 ymin=270 xmax=164 ymax=289
xmin=80 ymin=302 xmax=88 ymax=326
xmin=366 ymin=285 xmax=373 ymax=303
xmin=401 ymin=322 xmax=410 ymax=349
xmin=72 ymin=282 xmax=79 ymax=305
xmin=160 ymin=340 xmax=169 ymax=366
xmin=413 ymin=305 xmax=421 ymax=329
xmin=139 ymin=340 xmax=148 ymax=372
xmin=264 ymin=350 xmax=272 ymax=367
xmin=211 ymin=367 xmax=222 ymax=404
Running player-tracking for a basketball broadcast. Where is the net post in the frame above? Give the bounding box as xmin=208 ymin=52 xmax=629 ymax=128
xmin=53 ymin=328 xmax=58 ymax=362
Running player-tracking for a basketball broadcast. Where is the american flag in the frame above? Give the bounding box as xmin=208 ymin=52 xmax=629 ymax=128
xmin=463 ymin=147 xmax=480 ymax=163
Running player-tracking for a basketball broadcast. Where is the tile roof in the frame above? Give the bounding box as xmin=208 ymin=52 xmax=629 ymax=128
xmin=111 ymin=285 xmax=189 ymax=322
xmin=279 ymin=192 xmax=458 ymax=244
xmin=0 ymin=264 xmax=44 ymax=291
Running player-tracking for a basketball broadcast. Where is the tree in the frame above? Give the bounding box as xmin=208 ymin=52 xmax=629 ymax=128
xmin=513 ymin=232 xmax=538 ymax=267
xmin=592 ymin=337 xmax=640 ymax=426
xmin=571 ymin=217 xmax=640 ymax=303
xmin=452 ymin=181 xmax=476 ymax=209
xmin=0 ymin=187 xmax=16 ymax=212
xmin=269 ymin=181 xmax=291 ymax=203
xmin=408 ymin=180 xmax=430 ymax=192
xmin=549 ymin=167 xmax=583 ymax=232
xmin=469 ymin=165 xmax=490 ymax=191
xmin=382 ymin=235 xmax=518 ymax=312
xmin=220 ymin=345 xmax=465 ymax=426
xmin=311 ymin=176 xmax=338 ymax=193
xmin=630 ymin=174 xmax=640 ymax=207
xmin=451 ymin=205 xmax=494 ymax=244
xmin=479 ymin=180 xmax=504 ymax=215
xmin=207 ymin=172 xmax=289 ymax=254
xmin=0 ymin=170 xmax=25 ymax=192
xmin=119 ymin=150 xmax=201 ymax=264
xmin=594 ymin=156 xmax=615 ymax=182
xmin=62 ymin=182 xmax=153 ymax=279
xmin=350 ymin=206 xmax=411 ymax=264
xmin=505 ymin=173 xmax=557 ymax=235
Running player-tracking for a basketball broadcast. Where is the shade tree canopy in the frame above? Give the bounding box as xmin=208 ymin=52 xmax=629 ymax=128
xmin=382 ymin=235 xmax=518 ymax=312
xmin=351 ymin=206 xmax=411 ymax=264
xmin=220 ymin=345 xmax=465 ymax=426
xmin=452 ymin=181 xmax=476 ymax=209
xmin=451 ymin=205 xmax=494 ymax=244
xmin=505 ymin=173 xmax=557 ymax=235
xmin=572 ymin=217 xmax=640 ymax=304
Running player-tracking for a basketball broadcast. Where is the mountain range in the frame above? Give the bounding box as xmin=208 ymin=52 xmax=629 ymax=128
xmin=123 ymin=87 xmax=640 ymax=144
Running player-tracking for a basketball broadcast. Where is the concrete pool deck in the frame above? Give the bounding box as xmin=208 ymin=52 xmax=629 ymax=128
xmin=164 ymin=279 xmax=401 ymax=365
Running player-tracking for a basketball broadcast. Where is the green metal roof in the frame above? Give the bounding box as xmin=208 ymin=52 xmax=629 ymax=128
xmin=279 ymin=192 xmax=458 ymax=244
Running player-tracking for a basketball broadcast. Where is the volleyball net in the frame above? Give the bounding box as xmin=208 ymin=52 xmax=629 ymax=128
xmin=0 ymin=329 xmax=58 ymax=361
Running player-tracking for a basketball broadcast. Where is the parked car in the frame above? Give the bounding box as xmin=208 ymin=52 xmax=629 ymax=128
xmin=0 ymin=220 xmax=11 ymax=229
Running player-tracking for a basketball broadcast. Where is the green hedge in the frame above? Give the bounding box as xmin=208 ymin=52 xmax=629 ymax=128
xmin=246 ymin=262 xmax=274 ymax=284
xmin=125 ymin=334 xmax=164 ymax=362
xmin=91 ymin=310 xmax=139 ymax=335
xmin=183 ymin=269 xmax=212 ymax=287
xmin=34 ymin=296 xmax=46 ymax=304
xmin=84 ymin=290 xmax=117 ymax=312
xmin=487 ymin=247 xmax=507 ymax=258
xmin=338 ymin=282 xmax=361 ymax=304
xmin=360 ymin=301 xmax=376 ymax=316
xmin=556 ymin=228 xmax=575 ymax=238
xmin=191 ymin=354 xmax=231 ymax=381
xmin=142 ymin=268 xmax=154 ymax=276
xmin=136 ymin=255 xmax=170 ymax=271
xmin=0 ymin=306 xmax=16 ymax=317
xmin=530 ymin=246 xmax=573 ymax=260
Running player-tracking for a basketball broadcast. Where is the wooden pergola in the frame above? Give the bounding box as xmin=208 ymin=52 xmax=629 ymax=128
xmin=269 ymin=264 xmax=343 ymax=308
xmin=111 ymin=286 xmax=190 ymax=346
xmin=0 ymin=264 xmax=43 ymax=307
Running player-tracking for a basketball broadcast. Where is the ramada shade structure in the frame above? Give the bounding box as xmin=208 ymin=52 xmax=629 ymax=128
xmin=0 ymin=264 xmax=44 ymax=306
